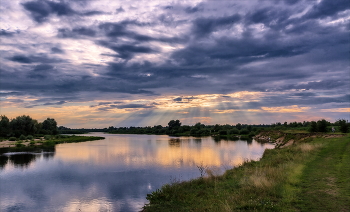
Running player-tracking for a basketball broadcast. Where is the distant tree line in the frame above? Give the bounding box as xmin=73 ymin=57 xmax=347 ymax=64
xmin=0 ymin=115 xmax=58 ymax=138
xmin=106 ymin=119 xmax=349 ymax=136
xmin=270 ymin=119 xmax=349 ymax=133
xmin=2 ymin=115 xmax=348 ymax=139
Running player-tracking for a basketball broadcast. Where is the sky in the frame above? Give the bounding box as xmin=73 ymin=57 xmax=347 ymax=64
xmin=0 ymin=0 xmax=349 ymax=128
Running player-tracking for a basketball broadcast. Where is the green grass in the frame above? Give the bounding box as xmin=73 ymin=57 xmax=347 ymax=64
xmin=143 ymin=134 xmax=350 ymax=211
xmin=41 ymin=135 xmax=105 ymax=146
xmin=0 ymin=135 xmax=105 ymax=154
xmin=294 ymin=135 xmax=350 ymax=211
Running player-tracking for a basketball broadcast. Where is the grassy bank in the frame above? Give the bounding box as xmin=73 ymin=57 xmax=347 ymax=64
xmin=0 ymin=135 xmax=105 ymax=153
xmin=143 ymin=134 xmax=350 ymax=211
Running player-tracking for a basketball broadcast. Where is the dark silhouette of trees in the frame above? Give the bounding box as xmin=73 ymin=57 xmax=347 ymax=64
xmin=336 ymin=119 xmax=349 ymax=133
xmin=168 ymin=120 xmax=181 ymax=130
xmin=10 ymin=115 xmax=37 ymax=137
xmin=0 ymin=115 xmax=10 ymax=137
xmin=0 ymin=115 xmax=58 ymax=138
xmin=42 ymin=118 xmax=58 ymax=135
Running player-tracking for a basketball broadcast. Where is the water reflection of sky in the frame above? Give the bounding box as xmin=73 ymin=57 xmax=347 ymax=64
xmin=0 ymin=133 xmax=274 ymax=212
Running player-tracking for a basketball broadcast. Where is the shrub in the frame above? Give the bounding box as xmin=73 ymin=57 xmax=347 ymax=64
xmin=16 ymin=143 xmax=25 ymax=147
xmin=19 ymin=134 xmax=26 ymax=140
xmin=9 ymin=137 xmax=17 ymax=141
xmin=317 ymin=119 xmax=329 ymax=132
xmin=248 ymin=132 xmax=255 ymax=137
xmin=338 ymin=119 xmax=349 ymax=133
xmin=229 ymin=128 xmax=239 ymax=135
xmin=240 ymin=129 xmax=250 ymax=135
xmin=29 ymin=141 xmax=36 ymax=145
xmin=44 ymin=135 xmax=51 ymax=140
xmin=27 ymin=135 xmax=34 ymax=140
xmin=309 ymin=121 xmax=317 ymax=132
xmin=219 ymin=130 xmax=227 ymax=135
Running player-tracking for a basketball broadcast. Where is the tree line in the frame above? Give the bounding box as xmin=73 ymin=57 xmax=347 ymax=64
xmin=0 ymin=115 xmax=58 ymax=138
xmin=106 ymin=119 xmax=349 ymax=136
xmin=2 ymin=115 xmax=348 ymax=139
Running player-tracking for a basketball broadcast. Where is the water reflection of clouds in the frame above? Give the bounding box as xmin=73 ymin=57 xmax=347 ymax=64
xmin=53 ymin=135 xmax=273 ymax=169
xmin=0 ymin=134 xmax=274 ymax=212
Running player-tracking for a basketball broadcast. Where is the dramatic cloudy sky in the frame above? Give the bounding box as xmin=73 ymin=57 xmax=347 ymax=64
xmin=1 ymin=0 xmax=349 ymax=128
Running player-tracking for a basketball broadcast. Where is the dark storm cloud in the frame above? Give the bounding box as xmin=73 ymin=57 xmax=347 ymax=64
xmin=303 ymin=0 xmax=350 ymax=20
xmin=22 ymin=0 xmax=105 ymax=23
xmin=22 ymin=0 xmax=75 ymax=23
xmin=192 ymin=14 xmax=241 ymax=37
xmin=27 ymin=64 xmax=55 ymax=79
xmin=98 ymin=41 xmax=157 ymax=60
xmin=43 ymin=101 xmax=66 ymax=106
xmin=185 ymin=6 xmax=202 ymax=14
xmin=51 ymin=47 xmax=64 ymax=54
xmin=242 ymin=94 xmax=350 ymax=109
xmin=116 ymin=6 xmax=125 ymax=13
xmin=283 ymin=0 xmax=301 ymax=5
xmin=97 ymin=103 xmax=154 ymax=111
xmin=282 ymin=79 xmax=349 ymax=91
xmin=25 ymin=101 xmax=67 ymax=108
xmin=98 ymin=22 xmax=183 ymax=44
xmin=8 ymin=55 xmax=63 ymax=64
xmin=58 ymin=27 xmax=96 ymax=38
xmin=0 ymin=91 xmax=25 ymax=97
xmin=0 ymin=30 xmax=14 ymax=37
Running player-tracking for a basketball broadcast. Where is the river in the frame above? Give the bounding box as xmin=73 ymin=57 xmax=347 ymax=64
xmin=0 ymin=133 xmax=274 ymax=212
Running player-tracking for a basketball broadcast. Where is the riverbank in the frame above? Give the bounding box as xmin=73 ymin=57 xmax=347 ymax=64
xmin=0 ymin=135 xmax=105 ymax=153
xmin=142 ymin=133 xmax=349 ymax=211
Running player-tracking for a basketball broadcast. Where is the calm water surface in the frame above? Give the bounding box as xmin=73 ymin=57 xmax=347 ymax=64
xmin=0 ymin=133 xmax=274 ymax=212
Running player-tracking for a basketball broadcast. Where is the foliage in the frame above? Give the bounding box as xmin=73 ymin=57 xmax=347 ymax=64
xmin=168 ymin=120 xmax=181 ymax=130
xmin=0 ymin=115 xmax=10 ymax=137
xmin=19 ymin=134 xmax=26 ymax=140
xmin=42 ymin=118 xmax=58 ymax=135
xmin=336 ymin=119 xmax=349 ymax=133
xmin=44 ymin=135 xmax=51 ymax=140
xmin=316 ymin=119 xmax=329 ymax=132
xmin=0 ymin=115 xmax=59 ymax=138
xmin=309 ymin=121 xmax=318 ymax=132
xmin=9 ymin=137 xmax=17 ymax=141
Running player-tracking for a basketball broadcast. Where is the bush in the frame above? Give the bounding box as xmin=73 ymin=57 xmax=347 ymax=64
xmin=9 ymin=137 xmax=17 ymax=141
xmin=338 ymin=119 xmax=349 ymax=133
xmin=27 ymin=135 xmax=34 ymax=140
xmin=309 ymin=121 xmax=317 ymax=132
xmin=240 ymin=129 xmax=249 ymax=135
xmin=29 ymin=141 xmax=36 ymax=145
xmin=19 ymin=134 xmax=26 ymax=140
xmin=248 ymin=132 xmax=255 ymax=137
xmin=317 ymin=119 xmax=329 ymax=132
xmin=219 ymin=130 xmax=227 ymax=135
xmin=16 ymin=143 xmax=25 ymax=147
xmin=44 ymin=135 xmax=51 ymax=140
xmin=229 ymin=128 xmax=239 ymax=135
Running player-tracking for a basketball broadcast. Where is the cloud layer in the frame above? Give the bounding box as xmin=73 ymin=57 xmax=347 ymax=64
xmin=1 ymin=0 xmax=349 ymax=127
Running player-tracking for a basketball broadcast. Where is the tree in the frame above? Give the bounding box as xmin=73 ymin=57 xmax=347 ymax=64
xmin=337 ymin=119 xmax=349 ymax=133
xmin=42 ymin=118 xmax=58 ymax=135
xmin=0 ymin=115 xmax=10 ymax=137
xmin=10 ymin=115 xmax=37 ymax=137
xmin=309 ymin=121 xmax=317 ymax=132
xmin=317 ymin=119 xmax=329 ymax=132
xmin=168 ymin=120 xmax=181 ymax=130
xmin=236 ymin=123 xmax=242 ymax=130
